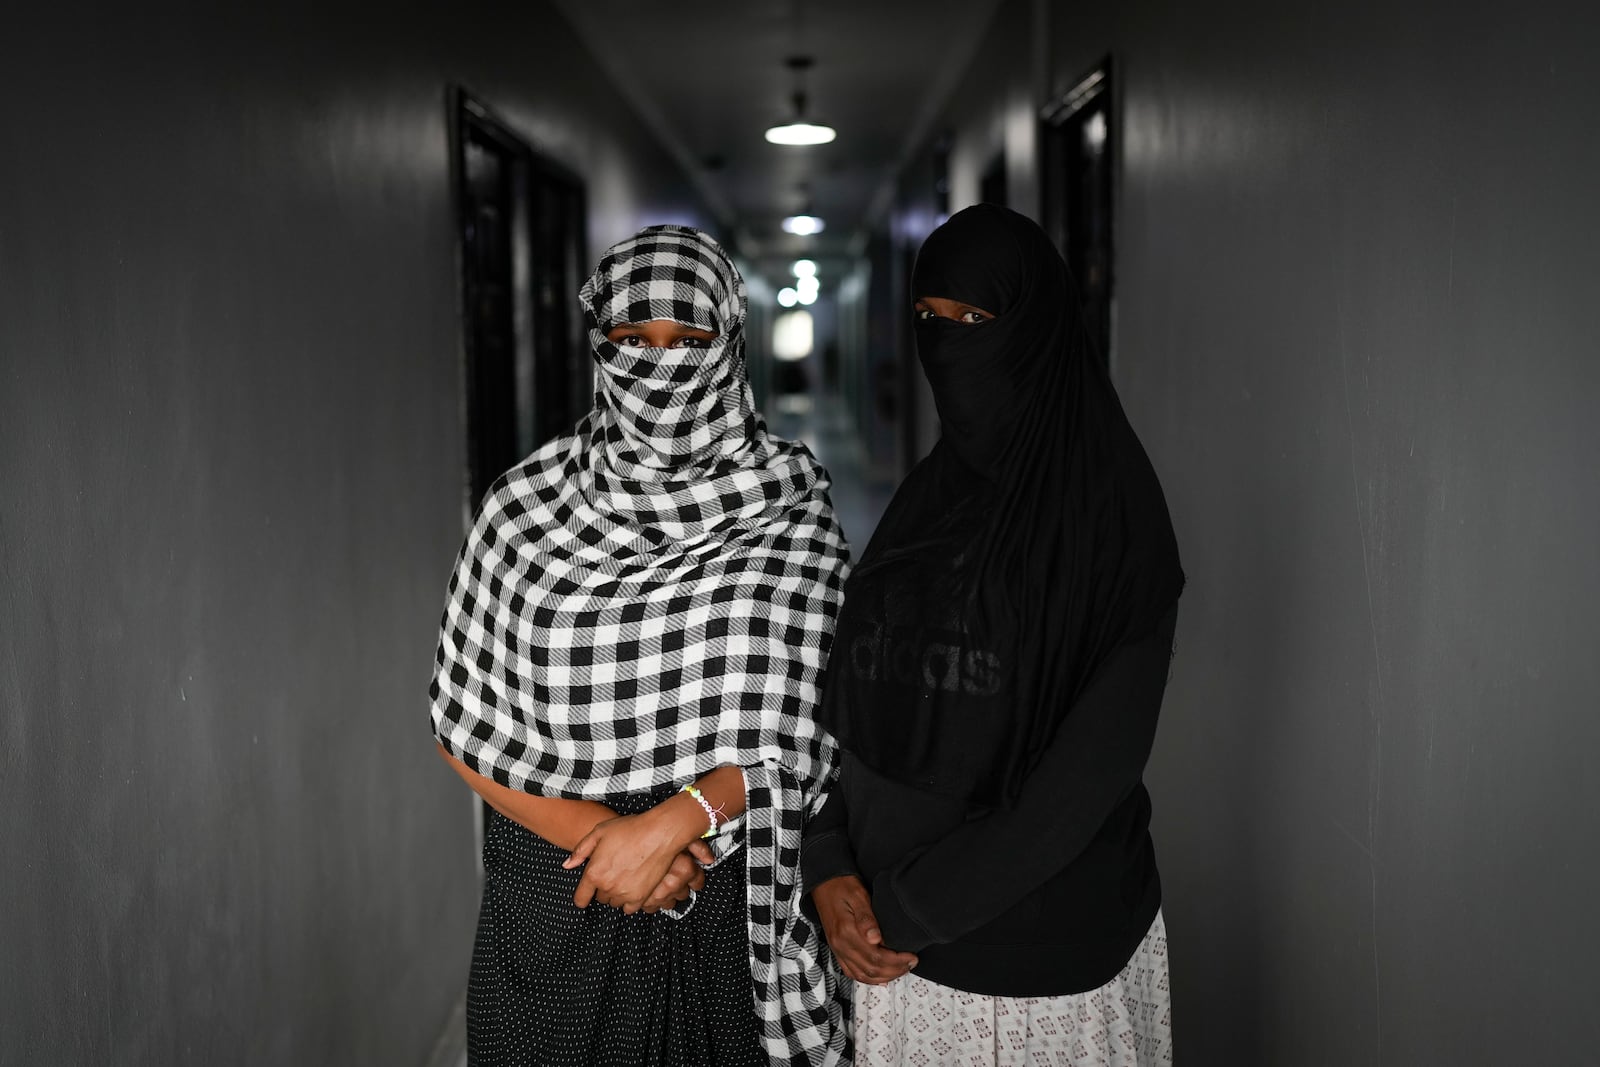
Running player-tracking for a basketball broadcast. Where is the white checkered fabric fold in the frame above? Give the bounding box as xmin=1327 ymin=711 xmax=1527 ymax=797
xmin=430 ymin=226 xmax=851 ymax=1065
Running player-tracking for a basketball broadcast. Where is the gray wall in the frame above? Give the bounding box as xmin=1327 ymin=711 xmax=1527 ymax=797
xmin=0 ymin=5 xmax=711 ymax=1064
xmin=924 ymin=0 xmax=1600 ymax=1062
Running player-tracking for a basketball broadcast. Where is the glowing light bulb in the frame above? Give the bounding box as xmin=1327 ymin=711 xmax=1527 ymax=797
xmin=781 ymin=215 xmax=825 ymax=236
xmin=764 ymin=122 xmax=837 ymax=146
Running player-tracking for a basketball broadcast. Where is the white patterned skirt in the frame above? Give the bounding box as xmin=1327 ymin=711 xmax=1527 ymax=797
xmin=853 ymin=911 xmax=1171 ymax=1066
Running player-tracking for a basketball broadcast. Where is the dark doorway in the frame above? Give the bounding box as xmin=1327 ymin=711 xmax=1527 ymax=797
xmin=1040 ymin=58 xmax=1114 ymax=367
xmin=449 ymin=87 xmax=588 ymax=507
xmin=897 ymin=239 xmax=920 ymax=472
xmin=526 ymin=166 xmax=589 ymax=449
xmin=979 ymin=151 xmax=1007 ymax=208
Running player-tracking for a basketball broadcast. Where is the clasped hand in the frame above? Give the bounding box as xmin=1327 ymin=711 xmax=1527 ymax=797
xmin=564 ymin=810 xmax=716 ymax=915
xmin=812 ymin=874 xmax=919 ymax=985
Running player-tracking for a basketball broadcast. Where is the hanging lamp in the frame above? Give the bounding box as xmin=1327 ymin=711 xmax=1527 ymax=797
xmin=764 ymin=56 xmax=836 ymax=146
xmin=781 ymin=184 xmax=826 ymax=236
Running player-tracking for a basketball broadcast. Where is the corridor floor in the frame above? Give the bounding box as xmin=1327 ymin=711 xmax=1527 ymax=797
xmin=766 ymin=391 xmax=896 ymax=557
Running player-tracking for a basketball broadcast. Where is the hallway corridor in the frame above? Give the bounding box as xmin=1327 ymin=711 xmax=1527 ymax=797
xmin=768 ymin=395 xmax=896 ymax=558
xmin=4 ymin=1 xmax=1599 ymax=1065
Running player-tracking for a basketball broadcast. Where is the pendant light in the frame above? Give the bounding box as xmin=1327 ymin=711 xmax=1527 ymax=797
xmin=781 ymin=184 xmax=826 ymax=236
xmin=764 ymin=56 xmax=836 ymax=146
xmin=781 ymin=214 xmax=826 ymax=235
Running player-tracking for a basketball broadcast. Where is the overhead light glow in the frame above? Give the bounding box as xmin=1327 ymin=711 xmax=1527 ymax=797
xmin=792 ymin=259 xmax=817 ymax=279
xmin=777 ymin=287 xmax=799 ymax=308
xmin=796 ymin=276 xmax=820 ymax=300
xmin=782 ymin=215 xmax=825 ymax=236
xmin=772 ymin=310 xmax=814 ymax=360
xmin=1085 ymin=111 xmax=1108 ymax=151
xmin=764 ymin=122 xmax=837 ymax=146
xmin=797 ymin=287 xmax=818 ymax=307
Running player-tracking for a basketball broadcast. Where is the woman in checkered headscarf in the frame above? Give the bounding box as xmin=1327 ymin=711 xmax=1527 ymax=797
xmin=430 ymin=225 xmax=852 ymax=1066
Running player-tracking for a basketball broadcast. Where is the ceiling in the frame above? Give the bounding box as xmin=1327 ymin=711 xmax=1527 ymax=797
xmin=551 ymin=0 xmax=1003 ymax=264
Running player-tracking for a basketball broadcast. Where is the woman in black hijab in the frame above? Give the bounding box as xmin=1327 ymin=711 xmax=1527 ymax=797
xmin=803 ymin=205 xmax=1184 ymax=1065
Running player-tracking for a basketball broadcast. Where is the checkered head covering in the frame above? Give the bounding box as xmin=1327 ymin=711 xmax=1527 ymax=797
xmin=431 ymin=225 xmax=851 ymax=1065
xmin=580 ymin=224 xmax=757 ymax=474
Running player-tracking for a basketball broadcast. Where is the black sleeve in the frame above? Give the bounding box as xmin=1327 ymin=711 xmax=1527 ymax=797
xmin=870 ymin=605 xmax=1179 ymax=952
xmin=801 ymin=778 xmax=859 ymax=892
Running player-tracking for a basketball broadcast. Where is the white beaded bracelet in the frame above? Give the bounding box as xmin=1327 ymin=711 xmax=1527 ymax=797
xmin=681 ymin=784 xmax=719 ymax=839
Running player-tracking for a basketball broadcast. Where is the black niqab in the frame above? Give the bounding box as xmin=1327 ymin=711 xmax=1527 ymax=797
xmin=822 ymin=205 xmax=1184 ymax=808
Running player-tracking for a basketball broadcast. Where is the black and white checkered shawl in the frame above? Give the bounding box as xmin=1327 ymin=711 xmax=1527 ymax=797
xmin=430 ymin=226 xmax=850 ymax=1066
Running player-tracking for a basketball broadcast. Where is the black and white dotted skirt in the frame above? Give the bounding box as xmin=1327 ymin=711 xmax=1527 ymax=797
xmin=466 ymin=793 xmax=765 ymax=1067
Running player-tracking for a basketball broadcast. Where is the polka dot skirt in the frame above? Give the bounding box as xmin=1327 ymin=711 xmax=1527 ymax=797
xmin=467 ymin=795 xmax=765 ymax=1066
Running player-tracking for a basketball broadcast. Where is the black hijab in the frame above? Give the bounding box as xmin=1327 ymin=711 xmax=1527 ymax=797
xmin=822 ymin=204 xmax=1184 ymax=808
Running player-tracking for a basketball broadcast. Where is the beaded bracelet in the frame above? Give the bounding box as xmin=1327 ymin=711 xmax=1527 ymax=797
xmin=681 ymin=784 xmax=719 ymax=839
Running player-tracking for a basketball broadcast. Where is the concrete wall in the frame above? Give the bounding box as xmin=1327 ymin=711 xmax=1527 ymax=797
xmin=0 ymin=4 xmax=711 ymax=1064
xmin=916 ymin=0 xmax=1600 ymax=1061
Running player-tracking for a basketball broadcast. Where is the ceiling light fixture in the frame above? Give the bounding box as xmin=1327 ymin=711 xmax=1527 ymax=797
xmin=781 ymin=215 xmax=825 ymax=236
xmin=772 ymin=309 xmax=815 ymax=360
xmin=764 ymin=56 xmax=837 ymax=146
xmin=777 ymin=287 xmax=800 ymax=308
xmin=792 ymin=259 xmax=817 ymax=278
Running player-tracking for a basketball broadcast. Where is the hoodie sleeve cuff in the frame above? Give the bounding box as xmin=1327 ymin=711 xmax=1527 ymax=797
xmin=870 ymin=868 xmax=936 ymax=954
xmin=801 ymin=829 xmax=859 ymax=892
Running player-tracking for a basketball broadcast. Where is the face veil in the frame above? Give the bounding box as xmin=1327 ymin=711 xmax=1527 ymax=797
xmin=579 ymin=224 xmax=757 ymax=475
xmin=823 ymin=204 xmax=1185 ymax=808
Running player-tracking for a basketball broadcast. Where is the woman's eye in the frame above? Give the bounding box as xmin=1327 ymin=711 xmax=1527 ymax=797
xmin=672 ymin=336 xmax=708 ymax=349
xmin=617 ymin=335 xmax=647 ymax=348
xmin=961 ymin=310 xmax=988 ymax=324
xmin=915 ymin=307 xmax=934 ymax=320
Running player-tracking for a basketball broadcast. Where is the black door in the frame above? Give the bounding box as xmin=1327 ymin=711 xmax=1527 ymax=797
xmin=1041 ymin=60 xmax=1115 ymax=367
xmin=527 ymin=168 xmax=589 ymax=445
xmin=450 ymin=88 xmax=589 ymax=507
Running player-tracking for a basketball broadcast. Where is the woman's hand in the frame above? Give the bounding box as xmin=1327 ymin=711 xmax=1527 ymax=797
xmin=811 ymin=875 xmax=919 ymax=984
xmin=564 ymin=805 xmax=707 ymax=914
xmin=639 ymin=841 xmax=717 ymax=914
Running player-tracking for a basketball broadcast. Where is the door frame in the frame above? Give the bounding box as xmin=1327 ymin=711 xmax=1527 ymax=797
xmin=1039 ymin=56 xmax=1117 ymax=369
